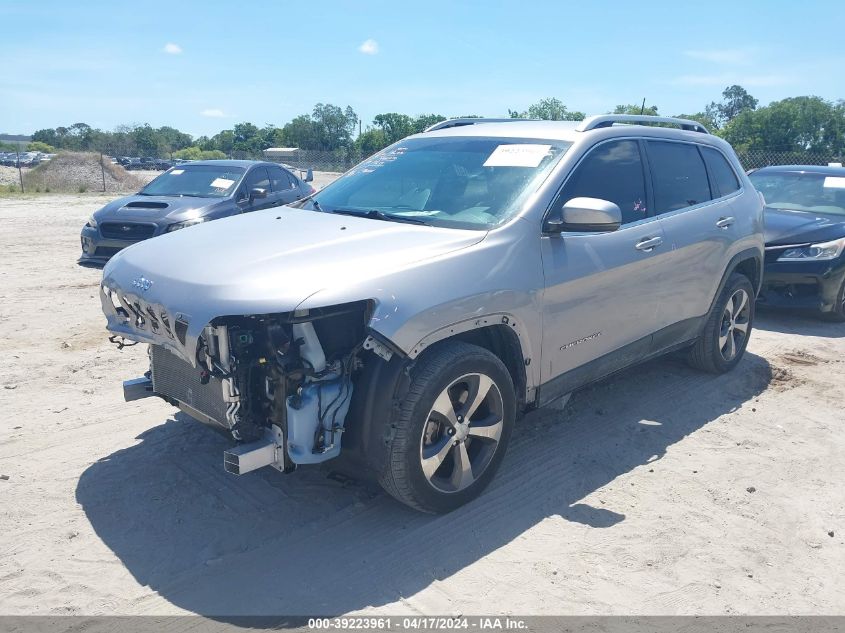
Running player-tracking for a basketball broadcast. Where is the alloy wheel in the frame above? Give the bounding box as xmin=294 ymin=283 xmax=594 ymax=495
xmin=719 ymin=288 xmax=751 ymax=361
xmin=419 ymin=373 xmax=504 ymax=493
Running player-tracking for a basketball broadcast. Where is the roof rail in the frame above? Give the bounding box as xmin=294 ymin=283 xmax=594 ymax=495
xmin=423 ymin=118 xmax=539 ymax=132
xmin=576 ymin=114 xmax=710 ymax=134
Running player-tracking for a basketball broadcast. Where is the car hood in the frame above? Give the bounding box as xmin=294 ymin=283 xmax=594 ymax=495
xmin=101 ymin=207 xmax=487 ymax=359
xmin=764 ymin=207 xmax=845 ymax=246
xmin=94 ymin=194 xmax=228 ymax=223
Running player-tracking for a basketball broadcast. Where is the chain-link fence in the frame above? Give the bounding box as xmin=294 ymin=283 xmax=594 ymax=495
xmin=226 ymin=148 xmax=360 ymax=173
xmin=4 ymin=145 xmax=843 ymax=195
xmin=736 ymin=150 xmax=844 ymax=171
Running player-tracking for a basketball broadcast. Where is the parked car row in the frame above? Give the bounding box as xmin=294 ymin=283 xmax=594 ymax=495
xmin=88 ymin=116 xmax=845 ymax=514
xmin=1 ymin=151 xmax=53 ymax=167
xmin=113 ymin=156 xmax=190 ymax=171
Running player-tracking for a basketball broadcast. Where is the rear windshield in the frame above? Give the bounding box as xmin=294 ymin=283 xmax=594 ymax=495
xmin=307 ymin=136 xmax=571 ymax=229
xmin=750 ymin=171 xmax=845 ymax=216
xmin=140 ymin=164 xmax=246 ymax=198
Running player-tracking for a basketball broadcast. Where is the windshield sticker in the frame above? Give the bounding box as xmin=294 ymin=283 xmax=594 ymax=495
xmin=210 ymin=177 xmax=235 ymax=189
xmin=483 ymin=144 xmax=552 ymax=168
xmin=823 ymin=176 xmax=845 ymax=189
xmin=170 ymin=169 xmax=185 ymax=175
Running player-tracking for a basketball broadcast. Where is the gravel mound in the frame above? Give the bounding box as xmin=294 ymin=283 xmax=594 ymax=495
xmin=0 ymin=165 xmax=30 ymax=187
xmin=22 ymin=152 xmax=146 ymax=193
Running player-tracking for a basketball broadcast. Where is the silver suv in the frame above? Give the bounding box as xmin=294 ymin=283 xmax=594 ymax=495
xmin=102 ymin=115 xmax=764 ymax=513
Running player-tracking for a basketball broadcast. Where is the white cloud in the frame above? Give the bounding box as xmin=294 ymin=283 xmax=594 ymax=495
xmin=163 ymin=42 xmax=183 ymax=55
xmin=683 ymin=48 xmax=754 ymax=65
xmin=358 ymin=39 xmax=379 ymax=55
xmin=200 ymin=108 xmax=226 ymax=118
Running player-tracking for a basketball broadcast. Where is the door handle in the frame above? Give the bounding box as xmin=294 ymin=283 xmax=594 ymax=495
xmin=716 ymin=216 xmax=735 ymax=229
xmin=635 ymin=236 xmax=663 ymax=252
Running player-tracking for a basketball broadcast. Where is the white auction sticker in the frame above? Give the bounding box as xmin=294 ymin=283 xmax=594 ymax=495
xmin=210 ymin=177 xmax=235 ymax=189
xmin=484 ymin=144 xmax=551 ymax=168
xmin=170 ymin=169 xmax=185 ymax=175
xmin=823 ymin=176 xmax=845 ymax=189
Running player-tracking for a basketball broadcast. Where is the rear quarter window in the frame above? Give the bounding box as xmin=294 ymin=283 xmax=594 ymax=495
xmin=701 ymin=146 xmax=740 ymax=197
xmin=268 ymin=166 xmax=297 ymax=191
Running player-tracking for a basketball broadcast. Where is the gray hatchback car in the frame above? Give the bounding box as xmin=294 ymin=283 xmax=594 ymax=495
xmin=79 ymin=160 xmax=314 ymax=265
xmin=101 ymin=115 xmax=764 ymax=513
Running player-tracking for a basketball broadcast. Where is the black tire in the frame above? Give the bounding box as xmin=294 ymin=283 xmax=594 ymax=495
xmin=821 ymin=278 xmax=845 ymax=322
xmin=688 ymin=272 xmax=755 ymax=374
xmin=379 ymin=341 xmax=515 ymax=514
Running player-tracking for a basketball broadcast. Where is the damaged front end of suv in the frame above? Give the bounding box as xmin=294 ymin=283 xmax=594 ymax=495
xmin=103 ymin=278 xmax=398 ymax=475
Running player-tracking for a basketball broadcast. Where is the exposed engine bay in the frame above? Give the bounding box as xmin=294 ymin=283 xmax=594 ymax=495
xmin=133 ymin=301 xmax=386 ymax=475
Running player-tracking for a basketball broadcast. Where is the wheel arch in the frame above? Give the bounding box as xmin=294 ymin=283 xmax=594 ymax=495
xmin=436 ymin=324 xmax=528 ymax=412
xmin=710 ymin=248 xmax=763 ymax=315
xmin=407 ymin=315 xmax=532 ymax=409
xmin=339 ymin=321 xmax=530 ymax=478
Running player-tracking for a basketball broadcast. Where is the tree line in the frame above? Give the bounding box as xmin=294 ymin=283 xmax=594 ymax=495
xmin=27 ymin=87 xmax=845 ymax=160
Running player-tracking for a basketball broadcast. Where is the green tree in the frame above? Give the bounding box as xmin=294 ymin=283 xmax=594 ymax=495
xmin=131 ymin=125 xmax=160 ymax=156
xmin=612 ymin=103 xmax=659 ymax=116
xmin=260 ymin=124 xmax=286 ymax=148
xmin=509 ymin=98 xmax=585 ymax=121
xmin=674 ymin=112 xmax=719 ymax=131
xmin=173 ymin=147 xmax=227 ymax=160
xmin=311 ymin=103 xmax=359 ymax=151
xmin=210 ymin=129 xmax=235 ymax=155
xmin=356 ymin=128 xmax=389 ymax=156
xmin=372 ymin=113 xmax=414 ymax=144
xmin=706 ymin=85 xmax=758 ymax=130
xmin=32 ymin=128 xmax=60 ymax=147
xmin=281 ymin=104 xmax=359 ymax=151
xmin=720 ymin=96 xmax=845 ymax=153
xmin=156 ymin=126 xmax=193 ymax=153
xmin=232 ymin=122 xmax=264 ymax=156
xmin=281 ymin=114 xmax=318 ymax=149
xmin=26 ymin=141 xmax=56 ymax=153
xmin=411 ymin=114 xmax=447 ymax=133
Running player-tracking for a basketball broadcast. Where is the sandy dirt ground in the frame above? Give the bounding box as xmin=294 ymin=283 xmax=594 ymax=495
xmin=0 ymin=193 xmax=843 ymax=617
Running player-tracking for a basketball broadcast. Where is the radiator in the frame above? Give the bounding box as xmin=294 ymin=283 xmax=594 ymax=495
xmin=150 ymin=345 xmax=228 ymax=426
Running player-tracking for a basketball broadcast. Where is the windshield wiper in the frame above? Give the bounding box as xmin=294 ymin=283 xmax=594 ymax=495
xmin=328 ymin=208 xmax=429 ymax=225
xmin=291 ymin=193 xmax=322 ymax=210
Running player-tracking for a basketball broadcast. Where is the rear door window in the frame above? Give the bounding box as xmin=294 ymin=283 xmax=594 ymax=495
xmin=646 ymin=141 xmax=712 ymax=213
xmin=557 ymin=139 xmax=649 ymax=224
xmin=701 ymin=146 xmax=740 ymax=197
xmin=268 ymin=166 xmax=297 ymax=192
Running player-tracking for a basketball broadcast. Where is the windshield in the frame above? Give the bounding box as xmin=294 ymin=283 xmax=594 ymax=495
xmin=140 ymin=164 xmax=246 ymax=198
xmin=750 ymin=171 xmax=845 ymax=216
xmin=307 ymin=136 xmax=571 ymax=229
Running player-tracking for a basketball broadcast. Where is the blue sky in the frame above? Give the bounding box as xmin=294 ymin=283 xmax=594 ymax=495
xmin=2 ymin=0 xmax=844 ymax=138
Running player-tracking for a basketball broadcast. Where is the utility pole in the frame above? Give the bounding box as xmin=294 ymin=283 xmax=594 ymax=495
xmin=100 ymin=152 xmax=107 ymax=192
xmin=17 ymin=147 xmax=24 ymax=193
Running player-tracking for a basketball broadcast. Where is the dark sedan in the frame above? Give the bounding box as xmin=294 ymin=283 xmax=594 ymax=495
xmin=79 ymin=160 xmax=314 ymax=266
xmin=749 ymin=165 xmax=845 ymax=321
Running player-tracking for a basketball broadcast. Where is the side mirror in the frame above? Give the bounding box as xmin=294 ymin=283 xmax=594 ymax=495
xmin=304 ymin=169 xmax=314 ymax=183
xmin=544 ymin=197 xmax=622 ymax=234
xmin=250 ymin=187 xmax=268 ymax=200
